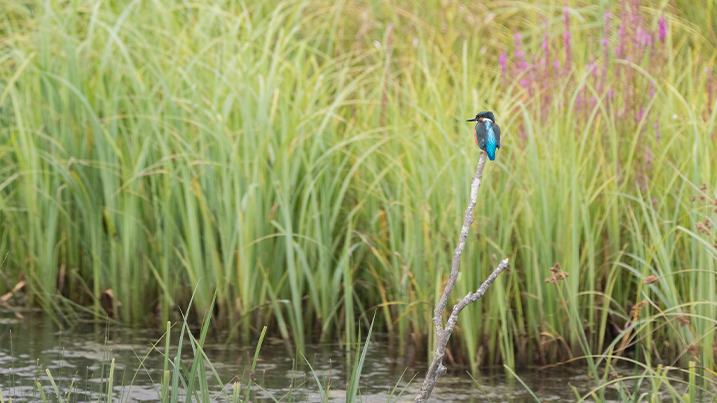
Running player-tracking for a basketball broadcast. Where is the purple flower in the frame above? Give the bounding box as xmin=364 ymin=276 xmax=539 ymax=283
xmin=616 ymin=24 xmax=625 ymax=57
xmin=636 ymin=28 xmax=652 ymax=47
xmin=543 ymin=20 xmax=551 ymax=90
xmin=588 ymin=62 xmax=598 ymax=76
xmin=512 ymin=31 xmax=531 ymax=74
xmin=553 ymin=60 xmax=561 ymax=69
xmin=499 ymin=52 xmax=508 ymax=72
xmin=704 ymin=71 xmax=714 ymax=121
xmin=520 ymin=79 xmax=529 ymax=87
xmin=644 ymin=147 xmax=653 ymax=164
xmin=563 ymin=6 xmax=572 ymax=71
xmin=651 ymin=198 xmax=658 ymax=204
xmin=658 ymin=15 xmax=667 ymax=43
xmin=599 ymin=12 xmax=612 ymax=93
xmin=654 ymin=119 xmax=662 ymax=141
xmin=608 ymin=88 xmax=615 ymax=98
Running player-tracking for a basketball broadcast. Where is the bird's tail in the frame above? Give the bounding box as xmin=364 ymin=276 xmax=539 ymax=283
xmin=487 ymin=147 xmax=496 ymax=161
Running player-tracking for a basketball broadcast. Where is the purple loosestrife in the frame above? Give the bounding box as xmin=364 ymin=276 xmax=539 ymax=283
xmin=624 ymin=56 xmax=632 ymax=118
xmin=542 ymin=20 xmax=551 ymax=118
xmin=606 ymin=87 xmax=615 ymax=115
xmin=654 ymin=120 xmax=661 ymax=143
xmin=553 ymin=60 xmax=562 ymax=84
xmin=658 ymin=14 xmax=667 ymax=43
xmin=588 ymin=62 xmax=598 ymax=79
xmin=636 ymin=27 xmax=652 ymax=61
xmin=563 ymin=6 xmax=572 ymax=73
xmin=528 ymin=61 xmax=536 ymax=98
xmin=705 ymin=67 xmax=713 ymax=121
xmin=543 ymin=20 xmax=550 ymax=80
xmin=644 ymin=146 xmax=653 ymax=168
xmin=500 ymin=51 xmax=508 ymax=78
xmin=587 ymin=62 xmax=598 ymax=116
xmin=630 ymin=0 xmax=643 ymax=31
xmin=616 ymin=19 xmax=625 ymax=58
xmin=640 ymin=28 xmax=652 ymax=47
xmin=615 ymin=0 xmax=628 ymax=58
xmin=600 ymin=12 xmax=612 ymax=93
xmin=512 ymin=31 xmax=530 ymax=75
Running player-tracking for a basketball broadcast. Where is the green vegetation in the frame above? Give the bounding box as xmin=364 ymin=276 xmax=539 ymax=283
xmin=0 ymin=292 xmax=385 ymax=403
xmin=1 ymin=0 xmax=716 ymax=379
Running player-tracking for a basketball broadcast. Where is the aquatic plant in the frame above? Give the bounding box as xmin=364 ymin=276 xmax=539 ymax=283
xmin=0 ymin=289 xmax=387 ymax=402
xmin=0 ymin=0 xmax=715 ymax=374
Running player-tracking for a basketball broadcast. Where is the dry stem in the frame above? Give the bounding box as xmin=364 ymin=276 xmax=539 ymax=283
xmin=415 ymin=151 xmax=509 ymax=403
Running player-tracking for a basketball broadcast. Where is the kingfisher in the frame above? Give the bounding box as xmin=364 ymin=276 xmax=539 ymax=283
xmin=466 ymin=111 xmax=501 ymax=161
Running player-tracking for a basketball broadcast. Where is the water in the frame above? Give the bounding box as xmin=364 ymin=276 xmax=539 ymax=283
xmin=0 ymin=312 xmax=699 ymax=402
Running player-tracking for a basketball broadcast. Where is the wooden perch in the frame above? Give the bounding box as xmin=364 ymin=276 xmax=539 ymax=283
xmin=415 ymin=151 xmax=509 ymax=403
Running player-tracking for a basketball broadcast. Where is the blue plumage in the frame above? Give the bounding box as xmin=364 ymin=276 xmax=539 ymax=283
xmin=484 ymin=120 xmax=497 ymax=161
xmin=467 ymin=111 xmax=501 ymax=161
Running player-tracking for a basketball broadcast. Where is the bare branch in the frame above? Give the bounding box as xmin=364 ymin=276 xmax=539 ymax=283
xmin=415 ymin=259 xmax=509 ymax=403
xmin=416 ymin=151 xmax=509 ymax=403
xmin=432 ymin=152 xmax=487 ymax=335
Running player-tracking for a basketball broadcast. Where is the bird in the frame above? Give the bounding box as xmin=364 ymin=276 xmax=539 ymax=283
xmin=466 ymin=111 xmax=501 ymax=161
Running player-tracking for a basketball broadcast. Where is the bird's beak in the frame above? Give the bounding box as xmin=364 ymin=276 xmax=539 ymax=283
xmin=466 ymin=117 xmax=477 ymax=122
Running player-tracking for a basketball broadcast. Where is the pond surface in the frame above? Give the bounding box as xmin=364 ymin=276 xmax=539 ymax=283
xmin=0 ymin=311 xmax=704 ymax=402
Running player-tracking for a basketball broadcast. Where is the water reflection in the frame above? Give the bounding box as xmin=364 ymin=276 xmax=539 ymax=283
xmin=0 ymin=313 xmax=702 ymax=402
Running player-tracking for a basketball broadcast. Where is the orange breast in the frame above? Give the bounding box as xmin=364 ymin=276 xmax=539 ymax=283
xmin=472 ymin=118 xmax=486 ymax=147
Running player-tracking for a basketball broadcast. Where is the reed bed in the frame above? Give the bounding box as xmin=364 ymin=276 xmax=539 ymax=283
xmin=0 ymin=292 xmax=387 ymax=403
xmin=0 ymin=0 xmax=716 ymax=373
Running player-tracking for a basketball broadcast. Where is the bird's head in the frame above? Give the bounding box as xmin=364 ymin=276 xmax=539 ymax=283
xmin=466 ymin=111 xmax=496 ymax=123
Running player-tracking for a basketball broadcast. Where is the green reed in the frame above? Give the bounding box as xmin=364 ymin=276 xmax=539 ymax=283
xmin=0 ymin=0 xmax=716 ymax=371
xmin=1 ymin=288 xmax=381 ymax=403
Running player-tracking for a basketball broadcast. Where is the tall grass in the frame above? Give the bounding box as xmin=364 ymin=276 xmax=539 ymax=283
xmin=0 ymin=291 xmax=383 ymax=402
xmin=0 ymin=0 xmax=716 ymax=371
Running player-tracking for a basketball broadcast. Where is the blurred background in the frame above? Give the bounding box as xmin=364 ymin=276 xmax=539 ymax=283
xmin=1 ymin=0 xmax=716 ymax=384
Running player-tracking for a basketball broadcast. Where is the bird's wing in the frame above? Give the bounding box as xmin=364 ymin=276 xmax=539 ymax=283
xmin=475 ymin=123 xmax=487 ymax=150
xmin=493 ymin=123 xmax=501 ymax=149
